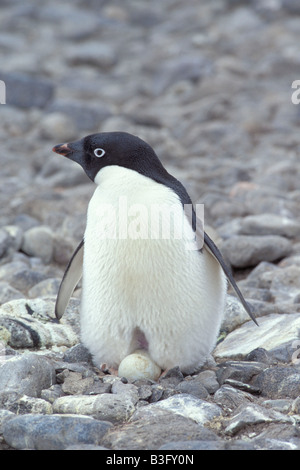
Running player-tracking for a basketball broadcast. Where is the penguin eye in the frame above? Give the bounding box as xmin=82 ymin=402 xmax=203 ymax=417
xmin=94 ymin=148 xmax=105 ymax=158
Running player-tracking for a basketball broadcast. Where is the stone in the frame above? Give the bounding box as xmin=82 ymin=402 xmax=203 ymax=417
xmin=21 ymin=226 xmax=54 ymax=263
xmin=47 ymin=99 xmax=111 ymax=131
xmin=2 ymin=72 xmax=54 ymax=109
xmin=216 ymin=360 xmax=267 ymax=385
xmin=38 ymin=112 xmax=78 ymax=141
xmin=28 ymin=278 xmax=61 ymax=298
xmin=63 ymin=343 xmax=93 ymax=364
xmin=132 ymin=394 xmax=222 ymax=425
xmin=221 ymin=294 xmax=254 ymax=332
xmin=0 ymin=282 xmax=23 ymax=304
xmin=220 ymin=235 xmax=292 ymax=268
xmin=0 ymin=353 xmax=56 ymax=409
xmin=253 ymin=366 xmax=300 ymax=399
xmin=175 ymin=379 xmax=209 ymax=399
xmin=9 ymin=395 xmax=53 ymax=415
xmin=193 ymin=370 xmax=220 ymax=394
xmin=0 ymin=229 xmax=13 ymax=257
xmin=240 ymin=214 xmax=300 ymax=238
xmin=262 ymin=399 xmax=292 ymax=414
xmin=214 ymin=385 xmax=254 ymax=411
xmin=53 ymin=393 xmax=136 ymax=423
xmin=0 ymin=298 xmax=78 ymax=349
xmin=224 ymin=403 xmax=292 ymax=436
xmin=66 ymin=42 xmax=117 ymax=69
xmin=214 ymin=313 xmax=300 ymax=360
xmin=40 ymin=385 xmax=64 ymax=404
xmin=158 ymin=366 xmax=184 ymax=387
xmin=3 ymin=414 xmax=112 ymax=450
xmin=102 ymin=408 xmax=219 ymax=450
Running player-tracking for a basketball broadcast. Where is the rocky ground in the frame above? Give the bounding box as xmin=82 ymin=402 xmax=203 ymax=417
xmin=0 ymin=0 xmax=300 ymax=451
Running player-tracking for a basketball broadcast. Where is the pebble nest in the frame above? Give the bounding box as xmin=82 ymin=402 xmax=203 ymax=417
xmin=1 ymin=0 xmax=300 ymax=451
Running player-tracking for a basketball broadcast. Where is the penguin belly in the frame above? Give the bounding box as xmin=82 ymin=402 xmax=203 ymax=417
xmin=80 ymin=166 xmax=227 ymax=373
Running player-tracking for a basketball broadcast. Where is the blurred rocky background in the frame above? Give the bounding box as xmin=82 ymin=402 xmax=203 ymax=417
xmin=0 ymin=0 xmax=300 ymax=451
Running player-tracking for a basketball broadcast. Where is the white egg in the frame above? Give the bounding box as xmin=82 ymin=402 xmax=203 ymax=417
xmin=118 ymin=349 xmax=161 ymax=381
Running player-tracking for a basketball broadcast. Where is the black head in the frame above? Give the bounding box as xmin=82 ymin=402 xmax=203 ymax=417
xmin=52 ymin=131 xmax=168 ymax=182
xmin=52 ymin=131 xmax=193 ymax=206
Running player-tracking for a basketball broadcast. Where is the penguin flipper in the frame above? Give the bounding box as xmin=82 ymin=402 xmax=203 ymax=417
xmin=55 ymin=239 xmax=84 ymax=320
xmin=203 ymin=231 xmax=258 ymax=326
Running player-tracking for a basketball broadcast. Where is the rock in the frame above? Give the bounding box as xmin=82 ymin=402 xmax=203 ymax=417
xmin=21 ymin=226 xmax=54 ymax=263
xmin=193 ymin=370 xmax=220 ymax=394
xmin=158 ymin=366 xmax=184 ymax=387
xmin=214 ymin=385 xmax=254 ymax=411
xmin=2 ymin=72 xmax=54 ymax=109
xmin=262 ymin=399 xmax=292 ymax=413
xmin=0 ymin=298 xmax=78 ymax=349
xmin=214 ymin=313 xmax=300 ymax=360
xmin=151 ymin=55 xmax=214 ymax=95
xmin=221 ymin=295 xmax=253 ymax=332
xmin=40 ymin=385 xmax=64 ymax=404
xmin=0 ymin=229 xmax=11 ymax=258
xmin=53 ymin=393 xmax=137 ymax=423
xmin=220 ymin=235 xmax=292 ymax=268
xmin=224 ymin=403 xmax=292 ymax=436
xmin=0 ymin=409 xmax=16 ymax=434
xmin=175 ymin=379 xmax=209 ymax=399
xmin=132 ymin=394 xmax=222 ymax=426
xmin=102 ymin=408 xmax=219 ymax=450
xmin=253 ymin=366 xmax=300 ymax=399
xmin=9 ymin=395 xmax=53 ymax=415
xmin=3 ymin=414 xmax=112 ymax=450
xmin=0 ymin=353 xmax=56 ymax=409
xmin=38 ymin=112 xmax=78 ymax=141
xmin=240 ymin=214 xmax=300 ymax=238
xmin=159 ymin=440 xmax=223 ymax=450
xmin=216 ymin=360 xmax=267 ymax=385
xmin=63 ymin=343 xmax=93 ymax=364
xmin=28 ymin=278 xmax=61 ymax=298
xmin=0 ymin=282 xmax=23 ymax=304
xmin=47 ymin=99 xmax=111 ymax=131
xmin=66 ymin=42 xmax=117 ymax=69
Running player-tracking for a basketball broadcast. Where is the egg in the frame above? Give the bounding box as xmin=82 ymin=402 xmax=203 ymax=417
xmin=118 ymin=349 xmax=161 ymax=381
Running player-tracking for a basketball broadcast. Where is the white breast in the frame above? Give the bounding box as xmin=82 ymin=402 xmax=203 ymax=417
xmin=80 ymin=166 xmax=227 ymax=373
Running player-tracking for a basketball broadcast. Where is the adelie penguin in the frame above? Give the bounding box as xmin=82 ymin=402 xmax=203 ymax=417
xmin=53 ymin=132 xmax=257 ymax=375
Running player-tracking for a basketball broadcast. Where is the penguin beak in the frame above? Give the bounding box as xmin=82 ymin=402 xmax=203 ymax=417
xmin=52 ymin=139 xmax=84 ymax=164
xmin=52 ymin=143 xmax=72 ymax=156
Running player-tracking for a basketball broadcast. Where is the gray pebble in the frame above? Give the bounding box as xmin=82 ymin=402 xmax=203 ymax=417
xmin=0 ymin=353 xmax=56 ymax=409
xmin=220 ymin=235 xmax=292 ymax=268
xmin=21 ymin=226 xmax=54 ymax=263
xmin=102 ymin=408 xmax=219 ymax=450
xmin=253 ymin=366 xmax=300 ymax=399
xmin=240 ymin=214 xmax=300 ymax=238
xmin=224 ymin=403 xmax=292 ymax=436
xmin=175 ymin=379 xmax=209 ymax=399
xmin=3 ymin=414 xmax=112 ymax=450
xmin=0 ymin=282 xmax=23 ymax=304
xmin=214 ymin=385 xmax=254 ymax=411
xmin=63 ymin=343 xmax=93 ymax=364
xmin=1 ymin=72 xmax=54 ymax=109
xmin=53 ymin=393 xmax=136 ymax=423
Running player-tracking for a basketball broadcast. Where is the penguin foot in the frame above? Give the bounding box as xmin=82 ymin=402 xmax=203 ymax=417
xmin=100 ymin=363 xmax=118 ymax=375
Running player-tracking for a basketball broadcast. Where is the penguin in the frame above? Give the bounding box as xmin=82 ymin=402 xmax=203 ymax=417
xmin=52 ymin=132 xmax=257 ymax=374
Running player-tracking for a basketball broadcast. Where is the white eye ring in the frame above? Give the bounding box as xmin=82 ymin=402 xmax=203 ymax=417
xmin=94 ymin=148 xmax=105 ymax=158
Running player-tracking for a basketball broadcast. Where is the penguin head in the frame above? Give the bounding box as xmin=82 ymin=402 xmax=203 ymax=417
xmin=52 ymin=131 xmax=165 ymax=182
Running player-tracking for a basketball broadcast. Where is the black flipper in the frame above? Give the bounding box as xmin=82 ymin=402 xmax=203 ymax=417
xmin=203 ymin=231 xmax=258 ymax=325
xmin=55 ymin=239 xmax=84 ymax=320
